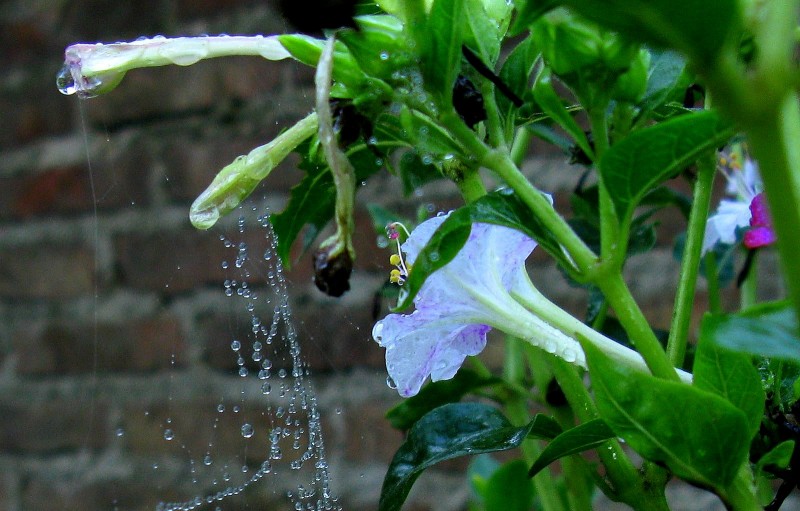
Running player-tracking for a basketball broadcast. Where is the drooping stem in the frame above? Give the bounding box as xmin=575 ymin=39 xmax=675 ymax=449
xmin=667 ymin=151 xmax=717 ymax=367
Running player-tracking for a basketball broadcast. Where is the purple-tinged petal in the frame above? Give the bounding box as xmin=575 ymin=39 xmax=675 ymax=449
xmin=744 ymin=193 xmax=776 ymax=248
xmin=372 ymin=310 xmax=489 ymax=398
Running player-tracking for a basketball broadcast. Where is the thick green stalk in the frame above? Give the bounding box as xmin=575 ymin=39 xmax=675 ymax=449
xmin=742 ymin=92 xmax=800 ymax=320
xmin=667 ymin=152 xmax=716 ymax=367
xmin=588 ymin=105 xmax=620 ymax=264
xmin=440 ymin=109 xmax=598 ymax=272
xmin=510 ymin=126 xmax=533 ymax=167
xmin=599 ymin=274 xmax=680 ymax=381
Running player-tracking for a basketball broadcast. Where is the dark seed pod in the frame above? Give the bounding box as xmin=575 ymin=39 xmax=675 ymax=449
xmin=452 ymin=75 xmax=487 ymax=128
xmin=545 ymin=378 xmax=568 ymax=407
xmin=313 ymin=246 xmax=353 ymax=297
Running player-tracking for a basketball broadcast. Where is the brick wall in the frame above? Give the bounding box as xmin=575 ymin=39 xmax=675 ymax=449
xmin=0 ymin=2 xmax=785 ymax=511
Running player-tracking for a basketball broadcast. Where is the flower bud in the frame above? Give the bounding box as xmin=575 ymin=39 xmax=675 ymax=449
xmin=611 ymin=49 xmax=650 ymax=104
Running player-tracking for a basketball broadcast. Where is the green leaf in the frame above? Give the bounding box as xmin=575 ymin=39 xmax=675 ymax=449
xmin=385 ymin=370 xmax=500 ymax=430
xmin=338 ymin=15 xmax=409 ymax=81
xmin=379 ymin=403 xmax=536 ymax=511
xmin=599 ymin=110 xmax=734 ymax=226
xmin=700 ymin=301 xmax=800 ymax=363
xmin=485 ymin=460 xmax=535 ymax=511
xmin=560 ymin=0 xmax=741 ymax=66
xmin=533 ymin=69 xmax=593 ymax=160
xmin=639 ymin=49 xmax=689 ymax=116
xmin=527 ymin=418 xmax=615 ymax=478
xmin=497 ymin=35 xmax=537 ymax=128
xmin=414 ymin=0 xmax=463 ymax=102
xmin=399 ymin=107 xmax=465 ymax=158
xmin=754 ymin=440 xmax=795 ymax=477
xmin=464 ymin=0 xmax=502 ymax=65
xmin=693 ymin=330 xmax=765 ymax=440
xmin=398 ymin=152 xmax=445 ymax=195
xmin=509 ymin=0 xmax=559 ymax=36
xmin=395 ymin=189 xmax=568 ymax=310
xmin=582 ymin=340 xmax=751 ymax=488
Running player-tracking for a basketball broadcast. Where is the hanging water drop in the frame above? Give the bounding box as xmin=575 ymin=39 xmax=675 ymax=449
xmin=241 ymin=423 xmax=254 ymax=438
xmin=164 ymin=429 xmax=175 ymax=441
xmin=386 ymin=375 xmax=397 ymax=389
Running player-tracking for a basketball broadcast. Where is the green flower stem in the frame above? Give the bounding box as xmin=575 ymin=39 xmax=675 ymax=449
xmin=504 ymin=338 xmax=566 ymax=511
xmin=666 ymin=151 xmax=717 ymax=367
xmin=598 ymin=273 xmax=681 ymax=382
xmin=441 ymin=109 xmax=598 ymax=272
xmin=510 ymin=126 xmax=533 ymax=167
xmin=588 ymin=104 xmax=620 ymax=266
xmin=546 ymin=357 xmax=671 ymax=511
xmin=480 ymin=81 xmax=508 ymax=150
xmin=447 ymin=162 xmax=487 ymax=203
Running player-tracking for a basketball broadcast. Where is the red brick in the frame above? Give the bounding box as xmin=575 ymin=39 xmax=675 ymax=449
xmin=0 ymin=243 xmax=95 ymax=299
xmin=0 ymin=399 xmax=108 ymax=454
xmin=342 ymin=403 xmax=404 ymax=465
xmin=14 ymin=314 xmax=187 ymax=375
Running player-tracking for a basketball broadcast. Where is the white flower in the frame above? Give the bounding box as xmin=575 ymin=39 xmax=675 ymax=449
xmin=702 ymin=156 xmax=762 ymax=254
xmin=373 ymin=213 xmax=587 ymax=397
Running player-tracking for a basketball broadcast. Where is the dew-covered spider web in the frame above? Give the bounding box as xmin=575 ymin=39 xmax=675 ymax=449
xmin=153 ymin=206 xmax=339 ymax=511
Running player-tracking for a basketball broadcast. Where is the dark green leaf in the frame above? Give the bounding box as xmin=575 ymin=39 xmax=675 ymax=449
xmin=527 ymin=418 xmax=615 ymax=478
xmin=485 ymin=460 xmax=535 ymax=511
xmin=582 ymin=340 xmax=751 ymax=488
xmin=527 ymin=413 xmax=565 ymax=440
xmin=599 ymin=110 xmax=734 ymax=226
xmin=639 ymin=49 xmax=689 ymax=117
xmin=418 ymin=0 xmax=463 ymax=102
xmin=754 ymin=440 xmax=795 ymax=476
xmin=700 ymin=301 xmax=800 ymax=363
xmin=533 ymin=69 xmax=593 ymax=160
xmin=385 ymin=370 xmax=500 ymax=430
xmin=395 ymin=189 xmax=568 ymax=310
xmin=560 ymin=0 xmax=741 ymax=66
xmin=379 ymin=403 xmax=536 ymax=511
xmin=693 ymin=331 xmax=765 ymax=440
xmin=498 ymin=35 xmax=537 ymax=128
xmin=398 ymin=152 xmax=445 ymax=195
xmin=641 ymin=185 xmax=692 ymax=219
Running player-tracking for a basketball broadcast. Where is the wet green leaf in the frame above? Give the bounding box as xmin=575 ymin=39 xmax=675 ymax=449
xmin=379 ymin=403 xmax=536 ymax=511
xmin=599 ymin=110 xmax=734 ymax=227
xmin=582 ymin=340 xmax=751 ymax=488
xmin=527 ymin=418 xmax=615 ymax=478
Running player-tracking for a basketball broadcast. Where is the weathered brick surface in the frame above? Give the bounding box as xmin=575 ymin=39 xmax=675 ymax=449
xmin=0 ymin=399 xmax=109 ymax=453
xmin=0 ymin=243 xmax=95 ymax=299
xmin=14 ymin=313 xmax=186 ymax=375
xmin=0 ymin=1 xmax=752 ymax=511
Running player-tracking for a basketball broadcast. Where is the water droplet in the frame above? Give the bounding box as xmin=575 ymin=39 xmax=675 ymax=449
xmin=379 ymin=51 xmax=389 ymax=60
xmin=217 ymin=403 xmax=225 ymax=413
xmin=56 ymin=62 xmax=126 ymax=98
xmin=543 ymin=340 xmax=557 ymax=353
xmin=231 ymin=340 xmax=241 ymax=351
xmin=115 ymin=427 xmax=125 ymax=437
xmin=204 ymin=454 xmax=213 ymax=466
xmin=164 ymin=429 xmax=175 ymax=441
xmin=561 ymin=348 xmax=577 ymax=363
xmin=386 ymin=375 xmax=397 ymax=389
xmin=241 ymin=423 xmax=254 ymax=438
xmin=429 ymin=251 xmax=440 ymax=262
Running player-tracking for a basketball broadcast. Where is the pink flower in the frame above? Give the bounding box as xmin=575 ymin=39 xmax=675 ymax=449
xmin=743 ymin=192 xmax=777 ymax=249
